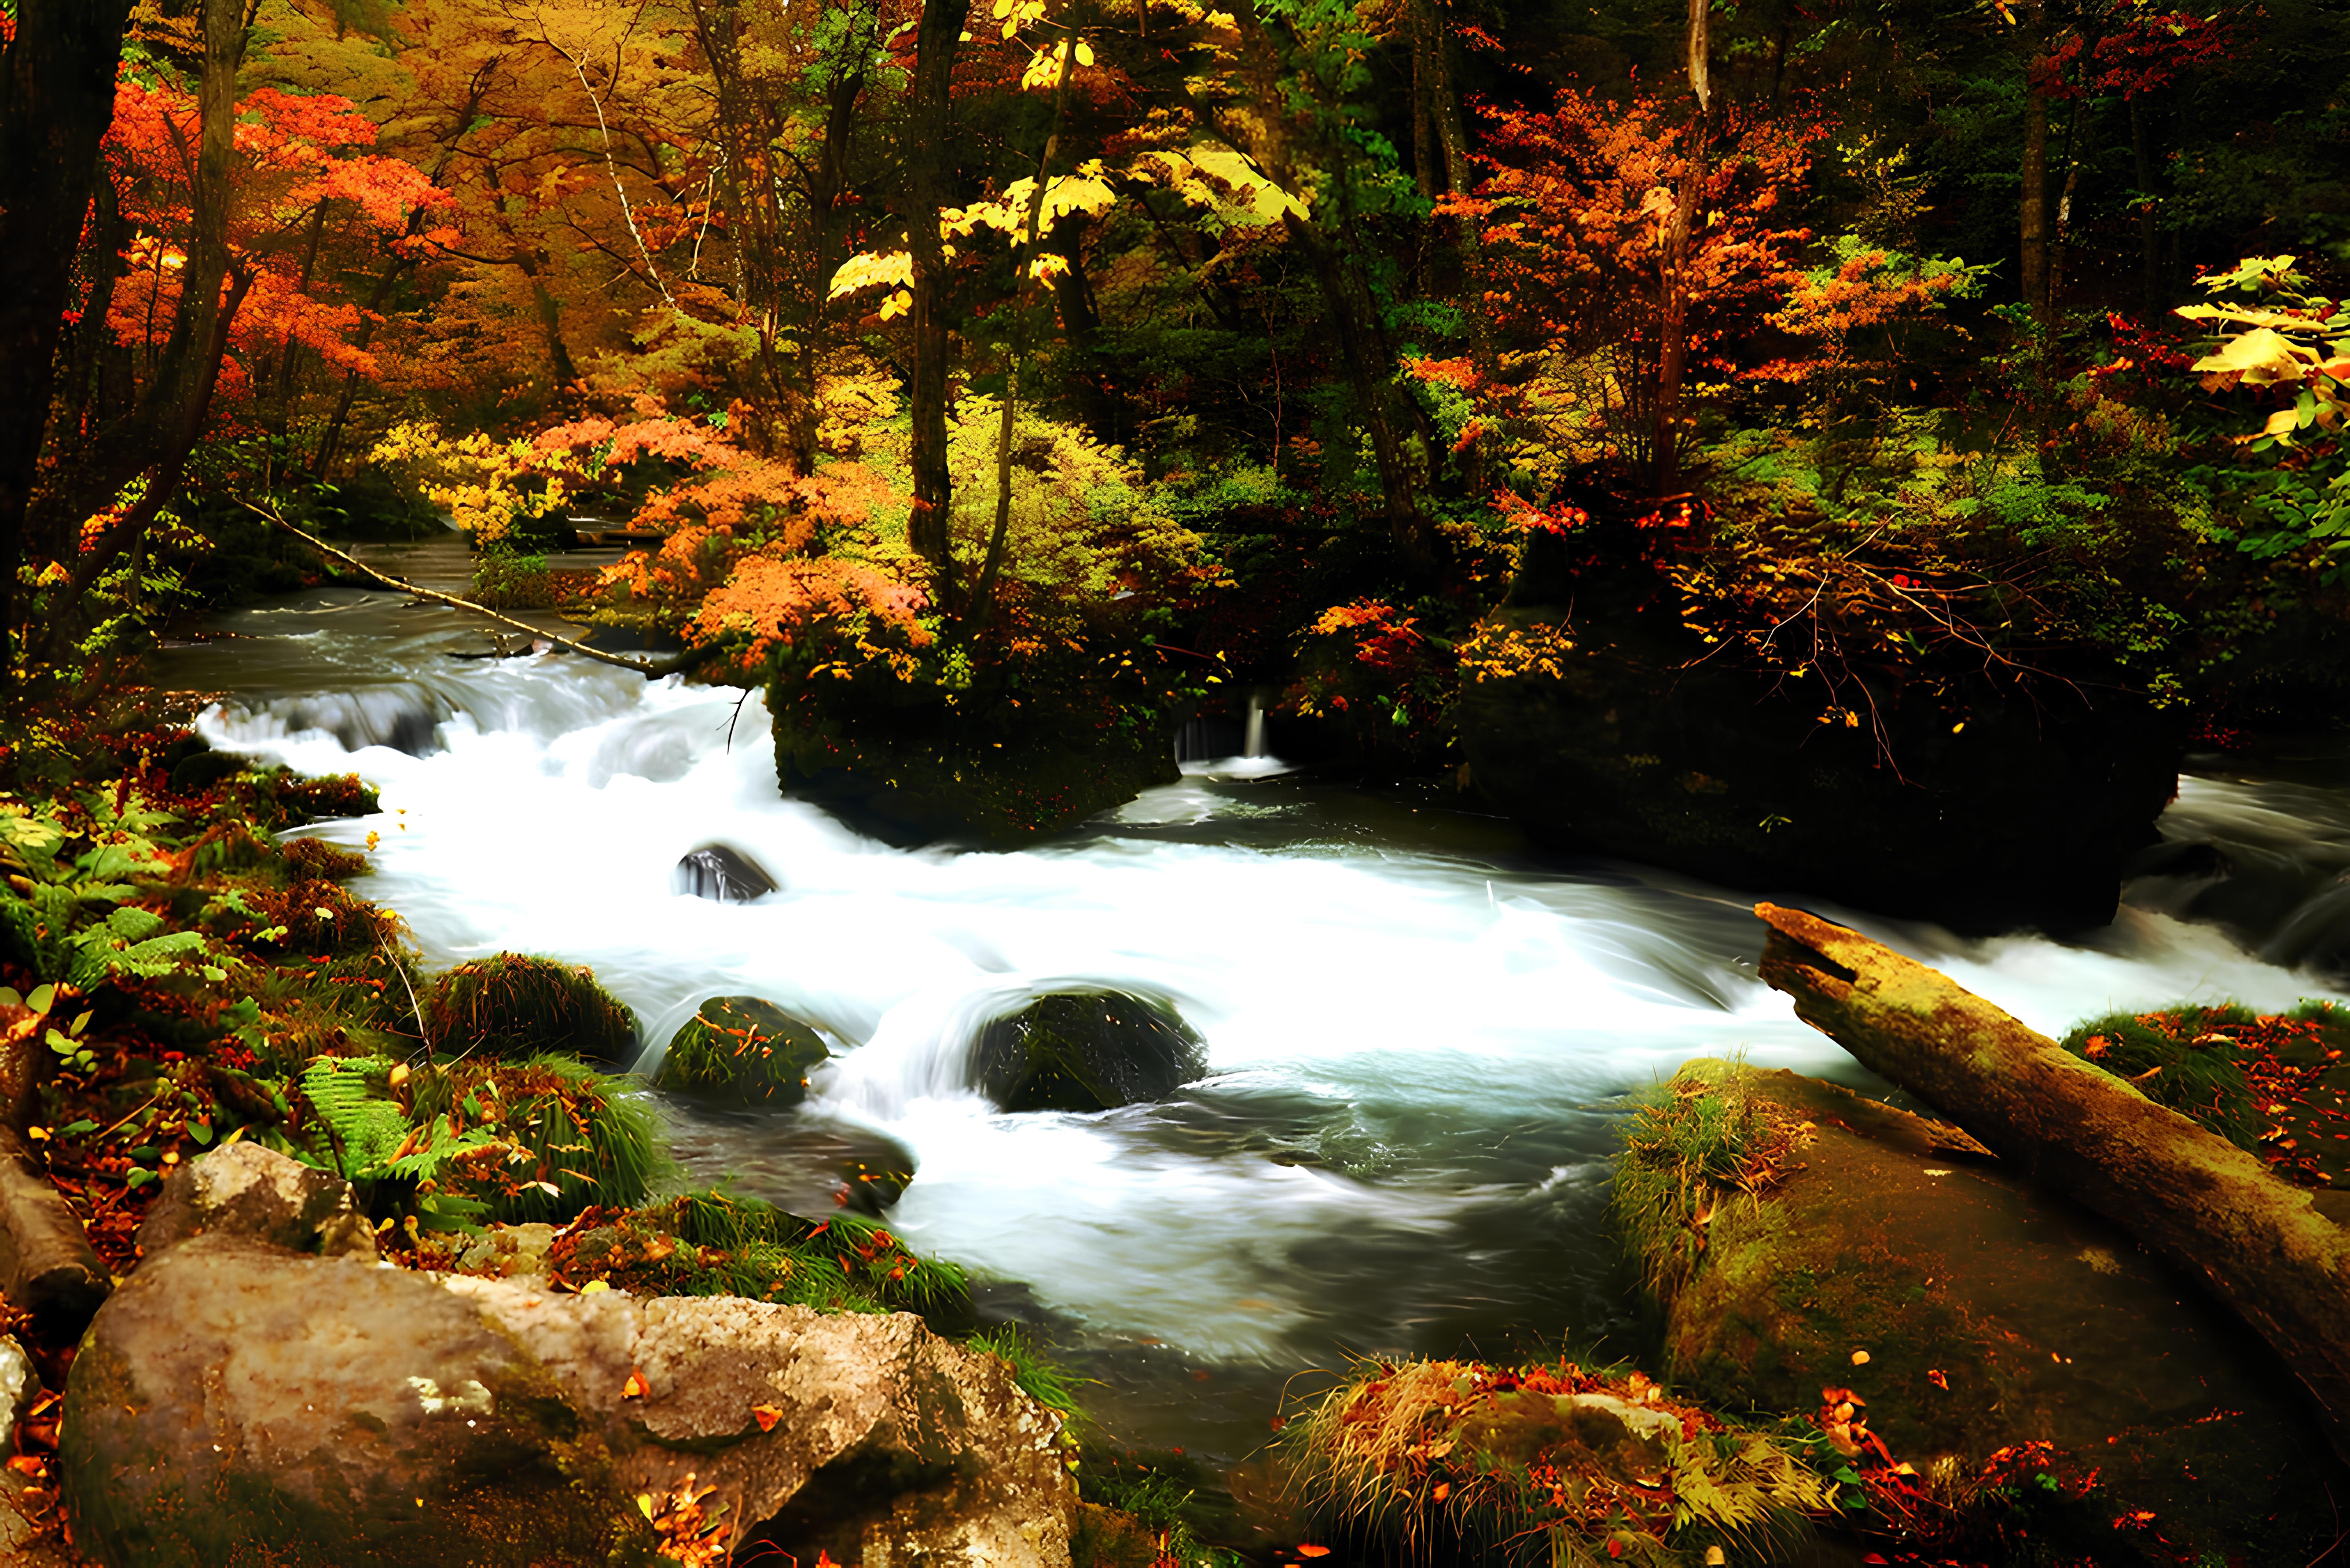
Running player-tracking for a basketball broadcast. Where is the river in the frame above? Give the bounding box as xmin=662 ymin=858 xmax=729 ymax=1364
xmin=158 ymin=547 xmax=2350 ymax=1466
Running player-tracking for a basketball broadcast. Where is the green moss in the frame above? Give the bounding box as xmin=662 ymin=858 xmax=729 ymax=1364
xmin=654 ymin=996 xmax=828 ymax=1105
xmin=1610 ymin=1058 xmax=1810 ymax=1306
xmin=425 ymin=953 xmax=638 ymax=1065
xmin=970 ymin=991 xmax=1207 ymax=1112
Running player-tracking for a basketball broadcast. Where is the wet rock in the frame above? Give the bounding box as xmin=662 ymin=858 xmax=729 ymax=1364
xmin=769 ymin=659 xmax=1179 ymax=845
xmin=970 ymin=992 xmax=1207 ymax=1113
xmin=59 ymin=1236 xmax=655 ymax=1567
xmin=656 ymin=995 xmax=828 ymax=1106
xmin=1458 ymin=599 xmax=2181 ymax=933
xmin=1620 ymin=1060 xmax=2347 ymax=1561
xmin=135 ymin=1142 xmax=377 ymax=1262
xmin=672 ymin=844 xmax=778 ymax=903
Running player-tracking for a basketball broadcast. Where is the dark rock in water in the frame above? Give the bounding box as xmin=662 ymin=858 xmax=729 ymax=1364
xmin=769 ymin=657 xmax=1179 ymax=845
xmin=136 ymin=1143 xmax=376 ymax=1262
xmin=1458 ymin=599 xmax=2181 ymax=933
xmin=672 ymin=843 xmax=777 ymax=902
xmin=60 ymin=1234 xmax=1077 ymax=1567
xmin=1620 ymin=1060 xmax=2348 ymax=1562
xmin=60 ymin=1236 xmax=654 ymax=1567
xmin=166 ymin=745 xmax=243 ymax=794
xmin=834 ymin=1131 xmax=917 ymax=1214
xmin=2122 ymin=838 xmax=2234 ymax=882
xmin=971 ymin=991 xmax=1207 ymax=1113
xmin=656 ymin=995 xmax=827 ymax=1105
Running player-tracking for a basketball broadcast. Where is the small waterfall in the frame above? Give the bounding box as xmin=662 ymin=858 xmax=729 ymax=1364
xmin=1243 ymin=692 xmax=1266 ymax=758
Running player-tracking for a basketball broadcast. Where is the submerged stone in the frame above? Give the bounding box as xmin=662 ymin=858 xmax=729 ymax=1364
xmin=970 ymin=991 xmax=1206 ymax=1113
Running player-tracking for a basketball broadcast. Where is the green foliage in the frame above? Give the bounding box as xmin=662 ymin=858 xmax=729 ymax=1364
xmin=968 ymin=1324 xmax=1087 ymax=1420
xmin=1611 ymin=1060 xmax=1811 ymax=1307
xmin=424 ymin=952 xmax=638 ymax=1064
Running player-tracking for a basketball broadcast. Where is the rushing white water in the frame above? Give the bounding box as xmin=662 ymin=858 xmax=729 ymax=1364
xmin=177 ymin=584 xmax=2350 ymax=1412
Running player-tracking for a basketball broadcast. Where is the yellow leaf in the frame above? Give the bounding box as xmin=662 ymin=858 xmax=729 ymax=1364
xmin=636 ymin=1494 xmax=655 ymax=1520
xmin=1075 ymin=39 xmax=1094 ymax=64
xmin=622 ymin=1369 xmax=649 ymax=1399
xmin=2191 ymin=326 xmax=2316 ymax=385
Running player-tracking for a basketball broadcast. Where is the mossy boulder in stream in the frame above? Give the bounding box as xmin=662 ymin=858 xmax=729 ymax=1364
xmin=1615 ymin=1059 xmax=2346 ymax=1562
xmin=768 ymin=650 xmax=1178 ymax=845
xmin=424 ymin=952 xmax=638 ymax=1065
xmin=970 ymin=991 xmax=1207 ymax=1112
xmin=656 ymin=995 xmax=828 ymax=1105
xmin=1458 ymin=598 xmax=2180 ymax=933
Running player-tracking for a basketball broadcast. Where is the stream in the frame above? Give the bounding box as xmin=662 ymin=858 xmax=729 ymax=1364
xmin=157 ymin=545 xmax=2350 ymax=1469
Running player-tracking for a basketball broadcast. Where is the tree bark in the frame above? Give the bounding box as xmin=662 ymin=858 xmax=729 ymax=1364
xmin=1754 ymin=901 xmax=2350 ymax=1465
xmin=0 ymin=0 xmax=137 ymax=673
xmin=904 ymin=0 xmax=971 ymax=614
xmin=2020 ymin=3 xmax=2052 ymax=330
xmin=2130 ymin=93 xmax=2161 ymax=313
xmin=1651 ymin=0 xmax=1710 ymax=495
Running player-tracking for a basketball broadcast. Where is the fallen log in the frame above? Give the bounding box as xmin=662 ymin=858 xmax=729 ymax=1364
xmin=1755 ymin=901 xmax=2350 ymax=1464
xmin=0 ymin=1128 xmax=109 ymax=1336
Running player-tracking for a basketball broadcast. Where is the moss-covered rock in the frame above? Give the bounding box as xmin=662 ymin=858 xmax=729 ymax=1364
xmin=655 ymin=995 xmax=827 ymax=1106
xmin=423 ymin=952 xmax=637 ymax=1065
xmin=970 ymin=991 xmax=1207 ymax=1112
xmin=1615 ymin=1059 xmax=2347 ymax=1563
xmin=1458 ymin=597 xmax=2180 ymax=933
xmin=769 ymin=654 xmax=1179 ymax=845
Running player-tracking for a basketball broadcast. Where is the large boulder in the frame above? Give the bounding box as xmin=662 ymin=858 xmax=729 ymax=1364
xmin=656 ymin=995 xmax=829 ymax=1106
xmin=60 ymin=1235 xmax=1076 ymax=1567
xmin=969 ymin=992 xmax=1207 ymax=1113
xmin=60 ymin=1236 xmax=652 ymax=1567
xmin=1458 ymin=599 xmax=2180 ymax=933
xmin=1617 ymin=1061 xmax=2346 ymax=1561
xmin=769 ymin=657 xmax=1179 ymax=845
xmin=135 ymin=1141 xmax=376 ymax=1261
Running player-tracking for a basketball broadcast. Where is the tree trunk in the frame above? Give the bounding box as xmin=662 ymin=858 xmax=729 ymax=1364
xmin=2130 ymin=93 xmax=2160 ymax=313
xmin=0 ymin=0 xmax=136 ymax=673
xmin=1754 ymin=901 xmax=2350 ymax=1466
xmin=1651 ymin=0 xmax=1710 ymax=495
xmin=2020 ymin=5 xmax=2052 ymax=330
xmin=905 ymin=0 xmax=971 ymax=614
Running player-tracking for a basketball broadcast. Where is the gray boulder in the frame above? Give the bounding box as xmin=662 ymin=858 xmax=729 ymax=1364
xmin=134 ymin=1141 xmax=377 ymax=1262
xmin=60 ymin=1236 xmax=650 ymax=1567
xmin=61 ymin=1236 xmax=1077 ymax=1567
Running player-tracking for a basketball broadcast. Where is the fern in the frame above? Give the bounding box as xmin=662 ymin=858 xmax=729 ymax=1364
xmin=298 ymin=1056 xmax=415 ymax=1177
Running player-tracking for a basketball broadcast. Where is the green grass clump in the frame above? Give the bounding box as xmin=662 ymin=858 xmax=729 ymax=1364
xmin=968 ymin=1323 xmax=1087 ymax=1420
xmin=1285 ymin=1356 xmax=1836 ymax=1568
xmin=654 ymin=995 xmax=828 ymax=1105
xmin=408 ymin=1054 xmax=666 ymax=1224
xmin=2059 ymin=1005 xmax=2268 ymax=1150
xmin=560 ymin=1188 xmax=970 ymax=1315
xmin=1073 ymin=1446 xmax=1237 ymax=1568
xmin=1611 ymin=1059 xmax=1811 ymax=1306
xmin=425 ymin=952 xmax=637 ymax=1064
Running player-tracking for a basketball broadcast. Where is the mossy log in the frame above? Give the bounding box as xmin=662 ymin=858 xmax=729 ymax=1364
xmin=1754 ymin=900 xmax=2350 ymax=1465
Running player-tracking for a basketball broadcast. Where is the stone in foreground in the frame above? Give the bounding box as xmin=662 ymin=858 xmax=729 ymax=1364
xmin=61 ymin=1237 xmax=1076 ymax=1567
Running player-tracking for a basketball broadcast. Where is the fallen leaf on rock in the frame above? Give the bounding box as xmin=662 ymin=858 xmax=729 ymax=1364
xmin=1926 ymin=1369 xmax=1949 ymax=1390
xmin=751 ymin=1403 xmax=782 ymax=1432
xmin=1297 ymin=1548 xmax=1330 ymax=1559
xmin=1850 ymin=1349 xmax=1871 ymax=1366
xmin=623 ymin=1370 xmax=648 ymax=1399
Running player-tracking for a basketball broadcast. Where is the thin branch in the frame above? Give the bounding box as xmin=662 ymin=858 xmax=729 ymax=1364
xmin=244 ymin=503 xmax=726 ymax=681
